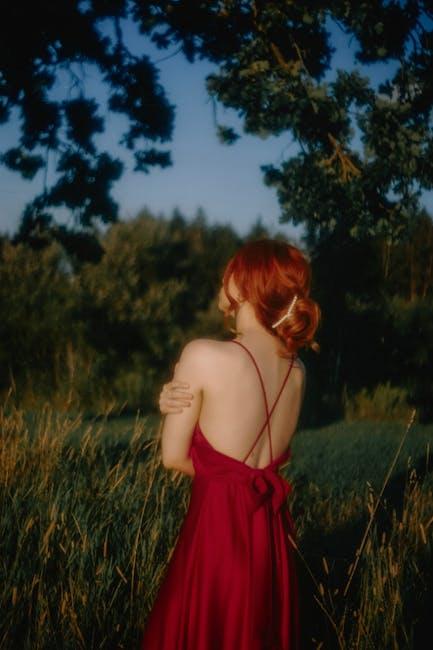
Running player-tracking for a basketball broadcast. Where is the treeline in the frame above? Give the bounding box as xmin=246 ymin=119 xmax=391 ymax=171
xmin=1 ymin=207 xmax=432 ymax=423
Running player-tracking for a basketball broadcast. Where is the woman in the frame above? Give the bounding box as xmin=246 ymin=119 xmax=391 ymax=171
xmin=141 ymin=238 xmax=321 ymax=649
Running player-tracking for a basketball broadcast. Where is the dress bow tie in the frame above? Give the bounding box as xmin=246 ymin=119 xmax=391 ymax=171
xmin=247 ymin=468 xmax=292 ymax=515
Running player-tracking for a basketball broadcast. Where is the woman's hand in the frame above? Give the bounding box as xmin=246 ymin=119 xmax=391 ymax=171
xmin=159 ymin=364 xmax=194 ymax=414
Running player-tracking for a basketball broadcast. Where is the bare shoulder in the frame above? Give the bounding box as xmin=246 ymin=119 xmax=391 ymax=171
xmin=177 ymin=339 xmax=228 ymax=386
xmin=172 ymin=339 xmax=216 ymax=388
xmin=179 ymin=338 xmax=222 ymax=365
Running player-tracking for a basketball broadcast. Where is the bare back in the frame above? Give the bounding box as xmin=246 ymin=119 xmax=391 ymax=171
xmin=197 ymin=337 xmax=306 ymax=469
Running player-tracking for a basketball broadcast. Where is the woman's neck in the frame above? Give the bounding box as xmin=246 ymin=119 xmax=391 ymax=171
xmin=234 ymin=302 xmax=276 ymax=342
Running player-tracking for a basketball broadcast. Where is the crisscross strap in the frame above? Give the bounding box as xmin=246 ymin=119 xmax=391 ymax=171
xmin=229 ymin=340 xmax=295 ymax=463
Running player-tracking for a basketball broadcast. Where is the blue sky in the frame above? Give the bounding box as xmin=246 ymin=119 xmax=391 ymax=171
xmin=0 ymin=15 xmax=431 ymax=241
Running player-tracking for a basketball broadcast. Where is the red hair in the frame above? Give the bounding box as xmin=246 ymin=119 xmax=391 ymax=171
xmin=222 ymin=238 xmax=321 ymax=357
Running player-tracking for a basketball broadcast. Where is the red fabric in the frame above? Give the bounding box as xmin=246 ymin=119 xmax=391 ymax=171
xmin=141 ymin=341 xmax=301 ymax=649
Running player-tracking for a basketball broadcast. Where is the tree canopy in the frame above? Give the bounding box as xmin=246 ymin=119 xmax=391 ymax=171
xmin=1 ymin=1 xmax=433 ymax=244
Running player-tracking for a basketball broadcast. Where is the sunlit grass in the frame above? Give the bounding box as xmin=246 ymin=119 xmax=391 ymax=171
xmin=0 ymin=402 xmax=431 ymax=648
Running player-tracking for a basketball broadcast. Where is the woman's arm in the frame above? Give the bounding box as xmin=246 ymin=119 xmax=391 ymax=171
xmin=160 ymin=340 xmax=207 ymax=475
xmin=159 ymin=362 xmax=194 ymax=414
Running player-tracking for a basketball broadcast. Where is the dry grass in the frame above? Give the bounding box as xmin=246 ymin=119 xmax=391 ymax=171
xmin=0 ymin=403 xmax=431 ymax=649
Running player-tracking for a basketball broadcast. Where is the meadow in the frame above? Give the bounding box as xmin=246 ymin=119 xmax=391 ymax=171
xmin=0 ymin=402 xmax=432 ymax=649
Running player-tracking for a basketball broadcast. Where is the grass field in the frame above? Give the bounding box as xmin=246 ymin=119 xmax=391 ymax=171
xmin=0 ymin=404 xmax=432 ymax=649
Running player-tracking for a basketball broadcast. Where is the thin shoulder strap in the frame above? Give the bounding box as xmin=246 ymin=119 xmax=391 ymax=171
xmin=229 ymin=340 xmax=295 ymax=463
xmin=242 ymin=354 xmax=295 ymax=463
xmin=230 ymin=340 xmax=272 ymax=458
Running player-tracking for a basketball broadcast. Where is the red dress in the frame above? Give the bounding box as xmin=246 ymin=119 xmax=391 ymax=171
xmin=141 ymin=340 xmax=301 ymax=649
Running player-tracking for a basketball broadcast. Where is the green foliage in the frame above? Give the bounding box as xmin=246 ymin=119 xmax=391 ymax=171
xmin=342 ymin=382 xmax=411 ymax=422
xmin=0 ymin=207 xmax=242 ymax=415
xmin=0 ymin=239 xmax=74 ymax=394
xmin=302 ymin=215 xmax=433 ymax=424
xmin=386 ymin=295 xmax=433 ymax=422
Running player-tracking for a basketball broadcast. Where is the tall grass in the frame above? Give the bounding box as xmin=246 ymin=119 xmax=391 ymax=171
xmin=0 ymin=402 xmax=431 ymax=649
xmin=291 ymin=412 xmax=433 ymax=648
xmin=342 ymin=381 xmax=411 ymax=422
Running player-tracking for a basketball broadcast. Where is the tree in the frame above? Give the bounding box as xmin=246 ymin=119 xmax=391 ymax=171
xmin=151 ymin=0 xmax=433 ymax=245
xmin=1 ymin=0 xmax=175 ymax=239
xmin=2 ymin=1 xmax=433 ymax=247
xmin=0 ymin=238 xmax=74 ymax=402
